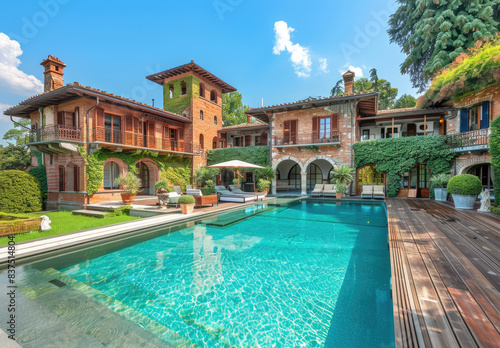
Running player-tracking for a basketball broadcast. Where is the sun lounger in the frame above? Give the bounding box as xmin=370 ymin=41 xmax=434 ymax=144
xmin=311 ymin=184 xmax=324 ymax=197
xmin=229 ymin=185 xmax=265 ymax=200
xmin=173 ymin=186 xmax=183 ymax=195
xmin=373 ymin=185 xmax=385 ymax=199
xmin=186 ymin=185 xmax=192 ymax=190
xmin=214 ymin=186 xmax=256 ymax=203
xmin=323 ymin=184 xmax=336 ymax=197
xmin=361 ymin=185 xmax=374 ymax=199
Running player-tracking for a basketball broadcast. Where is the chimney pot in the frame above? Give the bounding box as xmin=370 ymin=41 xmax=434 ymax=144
xmin=40 ymin=55 xmax=66 ymax=93
xmin=342 ymin=70 xmax=355 ymax=96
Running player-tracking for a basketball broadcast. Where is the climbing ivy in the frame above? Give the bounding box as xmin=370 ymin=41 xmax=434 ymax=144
xmin=78 ymin=147 xmax=192 ymax=197
xmin=163 ymin=75 xmax=200 ymax=115
xmin=29 ymin=151 xmax=47 ymax=209
xmin=491 ymin=116 xmax=500 ymax=205
xmin=353 ymin=136 xmax=457 ymax=197
xmin=207 ymin=146 xmax=270 ymax=167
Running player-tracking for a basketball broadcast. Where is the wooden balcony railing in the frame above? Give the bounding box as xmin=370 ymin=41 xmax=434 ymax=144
xmin=274 ymin=131 xmax=341 ymax=146
xmin=29 ymin=125 xmax=82 ymax=143
xmin=93 ymin=128 xmax=198 ymax=154
xmin=447 ymin=128 xmax=489 ymax=150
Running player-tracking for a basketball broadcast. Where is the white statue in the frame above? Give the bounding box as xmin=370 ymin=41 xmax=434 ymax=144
xmin=478 ymin=189 xmax=491 ymax=213
xmin=40 ymin=215 xmax=52 ymax=231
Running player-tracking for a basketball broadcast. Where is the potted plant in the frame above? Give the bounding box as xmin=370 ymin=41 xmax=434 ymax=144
xmin=114 ymin=173 xmax=142 ymax=205
xmin=330 ymin=165 xmax=355 ymax=196
xmin=430 ymin=173 xmax=451 ymax=201
xmin=154 ymin=180 xmax=169 ymax=194
xmin=205 ymin=179 xmax=215 ymax=188
xmin=256 ymin=179 xmax=271 ymax=196
xmin=447 ymin=174 xmax=482 ymax=209
xmin=336 ymin=182 xmax=346 ymax=199
xmin=179 ymin=195 xmax=196 ymax=214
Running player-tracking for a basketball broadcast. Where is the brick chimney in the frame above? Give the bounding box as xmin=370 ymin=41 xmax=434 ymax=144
xmin=342 ymin=70 xmax=355 ymax=96
xmin=247 ymin=114 xmax=252 ymax=124
xmin=40 ymin=55 xmax=66 ymax=92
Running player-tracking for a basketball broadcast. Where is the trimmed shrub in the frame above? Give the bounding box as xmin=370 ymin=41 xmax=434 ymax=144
xmin=447 ymin=174 xmax=482 ymax=195
xmin=0 ymin=170 xmax=42 ymax=213
xmin=179 ymin=195 xmax=195 ymax=204
xmin=28 ymin=165 xmax=47 ymax=209
xmin=491 ymin=116 xmax=500 ymax=205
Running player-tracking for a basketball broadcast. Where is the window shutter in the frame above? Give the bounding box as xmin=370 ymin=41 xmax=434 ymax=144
xmin=459 ymin=108 xmax=468 ymax=133
xmin=284 ymin=120 xmax=291 ymax=142
xmin=260 ymin=133 xmax=267 ymax=145
xmin=74 ymin=107 xmax=80 ymax=127
xmin=65 ymin=112 xmax=74 ymax=127
xmin=245 ymin=135 xmax=251 ymax=146
xmin=331 ymin=114 xmax=339 ymax=131
xmin=178 ymin=128 xmax=184 ymax=140
xmin=74 ymin=165 xmax=79 ymax=192
xmin=96 ymin=108 xmax=104 ymax=127
xmin=57 ymin=111 xmax=65 ymax=126
xmin=291 ymin=120 xmax=298 ymax=143
xmin=312 ymin=117 xmax=318 ymax=134
xmin=103 ymin=163 xmax=110 ymax=189
xmin=481 ymin=101 xmax=490 ymax=129
xmin=125 ymin=116 xmax=133 ymax=132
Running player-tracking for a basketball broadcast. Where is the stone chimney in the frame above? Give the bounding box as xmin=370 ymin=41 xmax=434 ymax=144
xmin=247 ymin=114 xmax=252 ymax=124
xmin=40 ymin=55 xmax=66 ymax=92
xmin=342 ymin=70 xmax=355 ymax=96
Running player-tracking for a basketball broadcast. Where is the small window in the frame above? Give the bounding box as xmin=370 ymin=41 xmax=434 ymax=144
xmin=199 ymin=134 xmax=204 ymax=150
xmin=55 ymin=66 xmax=59 ymax=71
xmin=59 ymin=166 xmax=65 ymax=191
xmin=213 ymin=136 xmax=217 ymax=149
xmin=210 ymin=90 xmax=216 ymax=102
xmin=181 ymin=81 xmax=187 ymax=95
xmin=199 ymin=83 xmax=205 ymax=98
xmin=50 ymin=155 xmax=54 ymax=165
xmin=468 ymin=105 xmax=479 ymax=131
xmin=200 ymin=110 xmax=204 ymax=120
xmin=103 ymin=161 xmax=120 ymax=189
xmin=169 ymin=85 xmax=174 ymax=98
xmin=214 ymin=116 xmax=217 ymax=125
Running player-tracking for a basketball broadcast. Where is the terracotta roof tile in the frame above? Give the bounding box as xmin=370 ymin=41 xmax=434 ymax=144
xmin=222 ymin=122 xmax=268 ymax=130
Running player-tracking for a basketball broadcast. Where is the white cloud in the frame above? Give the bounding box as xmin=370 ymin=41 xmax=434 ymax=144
xmin=0 ymin=103 xmax=13 ymax=125
xmin=273 ymin=21 xmax=312 ymax=78
xmin=319 ymin=58 xmax=329 ymax=73
xmin=340 ymin=65 xmax=364 ymax=78
xmin=0 ymin=33 xmax=43 ymax=94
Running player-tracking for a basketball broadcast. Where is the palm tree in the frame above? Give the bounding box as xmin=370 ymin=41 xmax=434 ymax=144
xmin=329 ymin=165 xmax=355 ymax=185
xmin=330 ymin=79 xmax=344 ymax=96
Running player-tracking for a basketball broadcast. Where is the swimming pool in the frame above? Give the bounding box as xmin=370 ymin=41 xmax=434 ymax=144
xmin=0 ymin=200 xmax=394 ymax=347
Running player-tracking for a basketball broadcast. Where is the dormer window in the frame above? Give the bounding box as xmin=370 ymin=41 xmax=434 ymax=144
xmin=169 ymin=85 xmax=174 ymax=98
xmin=210 ymin=90 xmax=216 ymax=103
xmin=181 ymin=81 xmax=187 ymax=95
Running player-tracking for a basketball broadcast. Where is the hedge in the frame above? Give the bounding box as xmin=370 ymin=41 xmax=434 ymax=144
xmin=28 ymin=165 xmax=47 ymax=209
xmin=0 ymin=170 xmax=42 ymax=213
xmin=207 ymin=146 xmax=270 ymax=167
xmin=447 ymin=174 xmax=483 ymax=195
xmin=491 ymin=116 xmax=500 ymax=205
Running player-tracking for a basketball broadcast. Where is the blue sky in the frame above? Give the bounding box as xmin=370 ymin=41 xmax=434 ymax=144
xmin=0 ymin=0 xmax=418 ymax=144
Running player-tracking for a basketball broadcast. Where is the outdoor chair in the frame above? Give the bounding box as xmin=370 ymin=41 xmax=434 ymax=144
xmin=173 ymin=186 xmax=183 ymax=195
xmin=214 ymin=185 xmax=256 ymax=203
xmin=373 ymin=185 xmax=385 ymax=199
xmin=361 ymin=185 xmax=374 ymax=199
xmin=229 ymin=185 xmax=265 ymax=200
xmin=311 ymin=184 xmax=324 ymax=197
xmin=186 ymin=185 xmax=193 ymax=190
xmin=168 ymin=192 xmax=182 ymax=207
xmin=323 ymin=184 xmax=337 ymax=197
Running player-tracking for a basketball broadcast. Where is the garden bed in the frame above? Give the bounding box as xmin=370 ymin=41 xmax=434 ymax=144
xmin=0 ymin=213 xmax=41 ymax=237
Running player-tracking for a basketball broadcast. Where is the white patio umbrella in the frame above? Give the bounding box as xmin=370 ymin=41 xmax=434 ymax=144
xmin=208 ymin=160 xmax=265 ymax=182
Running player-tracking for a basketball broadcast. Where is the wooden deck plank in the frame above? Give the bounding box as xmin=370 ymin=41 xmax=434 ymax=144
xmin=387 ymin=199 xmax=500 ymax=347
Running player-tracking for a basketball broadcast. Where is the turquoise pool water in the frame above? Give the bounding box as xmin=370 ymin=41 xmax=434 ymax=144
xmin=57 ymin=201 xmax=394 ymax=347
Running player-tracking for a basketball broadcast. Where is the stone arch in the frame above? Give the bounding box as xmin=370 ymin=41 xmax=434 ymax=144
xmin=102 ymin=158 xmax=127 ymax=190
xmin=458 ymin=159 xmax=492 ymax=175
xmin=272 ymin=156 xmax=305 ymax=172
xmin=302 ymin=155 xmax=338 ymax=170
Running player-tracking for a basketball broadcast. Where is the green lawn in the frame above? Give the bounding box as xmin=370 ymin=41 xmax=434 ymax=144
xmin=0 ymin=211 xmax=140 ymax=245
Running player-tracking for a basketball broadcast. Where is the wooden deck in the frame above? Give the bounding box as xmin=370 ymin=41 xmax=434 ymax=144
xmin=387 ymin=198 xmax=500 ymax=348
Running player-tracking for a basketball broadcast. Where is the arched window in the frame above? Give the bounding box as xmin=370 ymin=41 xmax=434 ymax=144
xmin=199 ymin=134 xmax=204 ymax=150
xmin=168 ymin=85 xmax=174 ymax=98
xmin=467 ymin=164 xmax=493 ymax=190
xmin=199 ymin=83 xmax=205 ymax=98
xmin=212 ymin=136 xmax=218 ymax=149
xmin=307 ymin=163 xmax=323 ymax=190
xmin=214 ymin=116 xmax=218 ymax=125
xmin=103 ymin=161 xmax=120 ymax=189
xmin=200 ymin=110 xmax=204 ymax=120
xmin=181 ymin=81 xmax=187 ymax=95
xmin=210 ymin=90 xmax=216 ymax=102
xmin=288 ymin=164 xmax=301 ymax=190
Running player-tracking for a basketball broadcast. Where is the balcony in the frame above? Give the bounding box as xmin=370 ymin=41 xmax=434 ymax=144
xmin=274 ymin=131 xmax=340 ymax=149
xmin=92 ymin=128 xmax=199 ymax=154
xmin=447 ymin=128 xmax=490 ymax=152
xmin=29 ymin=125 xmax=82 ymax=144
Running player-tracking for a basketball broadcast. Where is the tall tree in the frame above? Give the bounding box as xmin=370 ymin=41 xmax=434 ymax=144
xmin=354 ymin=78 xmax=399 ymax=110
xmin=369 ymin=68 xmax=379 ymax=91
xmin=393 ymin=94 xmax=417 ymax=109
xmin=222 ymin=91 xmax=249 ymax=126
xmin=388 ymin=0 xmax=499 ymax=92
xmin=0 ymin=119 xmax=31 ymax=170
xmin=330 ymin=79 xmax=344 ymax=96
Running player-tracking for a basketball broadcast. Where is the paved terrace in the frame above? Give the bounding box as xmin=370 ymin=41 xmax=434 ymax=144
xmin=388 ymin=198 xmax=500 ymax=348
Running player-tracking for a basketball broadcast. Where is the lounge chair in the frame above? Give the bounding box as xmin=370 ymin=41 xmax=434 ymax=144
xmin=168 ymin=191 xmax=182 ymax=207
xmin=229 ymin=185 xmax=265 ymax=200
xmin=173 ymin=186 xmax=183 ymax=195
xmin=186 ymin=185 xmax=193 ymax=190
xmin=214 ymin=185 xmax=256 ymax=203
xmin=373 ymin=185 xmax=385 ymax=199
xmin=311 ymin=184 xmax=324 ymax=197
xmin=361 ymin=185 xmax=374 ymax=199
xmin=323 ymin=184 xmax=336 ymax=197
xmin=187 ymin=189 xmax=218 ymax=207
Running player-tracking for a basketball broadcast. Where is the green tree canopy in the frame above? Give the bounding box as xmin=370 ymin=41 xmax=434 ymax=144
xmin=330 ymin=79 xmax=344 ymax=96
xmin=0 ymin=119 xmax=31 ymax=171
xmin=388 ymin=0 xmax=499 ymax=92
xmin=393 ymin=94 xmax=417 ymax=109
xmin=354 ymin=78 xmax=399 ymax=110
xmin=222 ymin=91 xmax=249 ymax=126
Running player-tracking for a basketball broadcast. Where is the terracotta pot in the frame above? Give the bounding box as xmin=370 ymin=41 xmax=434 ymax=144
xmin=254 ymin=189 xmax=268 ymax=197
xmin=336 ymin=192 xmax=342 ymax=199
xmin=120 ymin=193 xmax=136 ymax=205
xmin=180 ymin=203 xmax=195 ymax=214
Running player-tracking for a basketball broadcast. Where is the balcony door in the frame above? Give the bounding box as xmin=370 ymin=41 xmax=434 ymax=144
xmin=284 ymin=120 xmax=297 ymax=144
xmin=105 ymin=113 xmax=121 ymax=143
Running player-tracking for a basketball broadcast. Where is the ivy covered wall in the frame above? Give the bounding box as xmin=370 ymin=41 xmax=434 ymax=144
xmin=28 ymin=151 xmax=47 ymax=209
xmin=207 ymin=146 xmax=270 ymax=167
xmin=163 ymin=75 xmax=200 ymax=115
xmin=79 ymin=147 xmax=192 ymax=196
xmin=491 ymin=116 xmax=500 ymax=205
xmin=353 ymin=136 xmax=457 ymax=197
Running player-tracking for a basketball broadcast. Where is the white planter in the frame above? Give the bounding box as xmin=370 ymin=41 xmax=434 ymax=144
xmin=434 ymin=188 xmax=448 ymax=202
xmin=451 ymin=194 xmax=476 ymax=209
